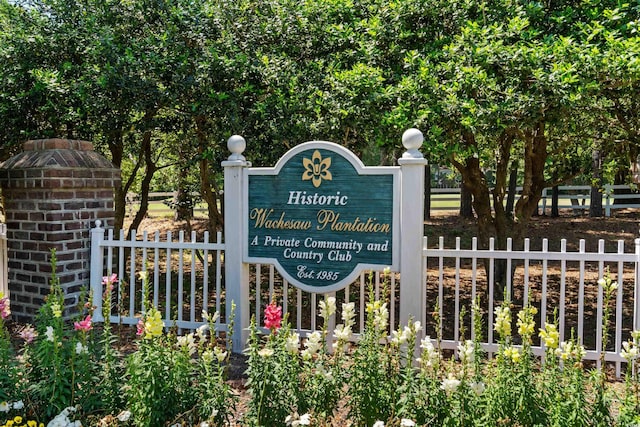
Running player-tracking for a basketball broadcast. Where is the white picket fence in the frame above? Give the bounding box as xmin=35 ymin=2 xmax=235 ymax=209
xmin=89 ymin=220 xmax=640 ymax=378
xmin=0 ymin=223 xmax=7 ymax=297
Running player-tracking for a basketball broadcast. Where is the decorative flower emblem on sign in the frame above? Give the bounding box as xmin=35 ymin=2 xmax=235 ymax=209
xmin=302 ymin=150 xmax=332 ymax=188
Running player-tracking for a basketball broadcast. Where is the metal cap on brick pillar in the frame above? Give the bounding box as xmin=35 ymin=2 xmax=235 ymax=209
xmin=398 ymin=129 xmax=428 ymax=337
xmin=0 ymin=139 xmax=120 ymax=321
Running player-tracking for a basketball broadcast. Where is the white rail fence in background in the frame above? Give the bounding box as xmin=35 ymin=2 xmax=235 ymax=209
xmin=0 ymin=223 xmax=7 ymax=297
xmin=89 ymin=222 xmax=640 ymax=378
xmin=430 ymin=184 xmax=640 ymax=215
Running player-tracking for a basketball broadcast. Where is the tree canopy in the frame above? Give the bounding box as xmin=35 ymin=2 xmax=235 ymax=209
xmin=0 ymin=0 xmax=638 ymax=243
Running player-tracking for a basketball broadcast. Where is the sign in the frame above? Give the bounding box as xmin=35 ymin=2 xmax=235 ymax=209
xmin=244 ymin=141 xmax=399 ymax=293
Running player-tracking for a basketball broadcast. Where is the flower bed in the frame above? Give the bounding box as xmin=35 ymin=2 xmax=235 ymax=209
xmin=1 ymin=253 xmax=640 ymax=426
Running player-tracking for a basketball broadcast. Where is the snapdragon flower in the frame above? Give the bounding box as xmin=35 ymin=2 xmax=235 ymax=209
xmin=264 ymin=301 xmax=282 ymax=331
xmin=45 ymin=326 xmax=55 ymax=342
xmin=213 ymin=346 xmax=227 ymax=363
xmin=142 ymin=308 xmax=164 ymax=339
xmin=18 ymin=324 xmax=37 ymax=344
xmin=0 ymin=292 xmax=10 ymax=319
xmin=73 ymin=315 xmax=93 ymax=333
xmin=51 ymin=302 xmax=62 ymax=318
xmin=621 ymin=340 xmax=638 ymax=361
xmin=258 ymin=348 xmax=274 ymax=358
xmin=341 ymin=302 xmax=356 ymax=327
xmin=458 ymin=339 xmax=475 ymax=373
xmin=494 ymin=305 xmax=511 ymax=339
xmin=75 ymin=342 xmax=88 ymax=355
xmin=441 ymin=373 xmax=461 ymax=394
xmin=418 ymin=336 xmax=440 ymax=370
xmin=539 ymin=323 xmax=559 ymax=349
xmin=319 ymin=296 xmax=336 ymax=320
xmin=285 ymin=332 xmax=300 ymax=354
xmin=301 ymin=331 xmax=323 ymax=360
xmin=502 ymin=346 xmax=521 ymax=363
xmin=517 ymin=306 xmax=537 ymax=341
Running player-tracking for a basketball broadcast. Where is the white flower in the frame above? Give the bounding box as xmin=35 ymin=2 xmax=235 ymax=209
xmin=45 ymin=325 xmax=55 ymax=342
xmin=200 ymin=423 xmax=210 ymax=427
xmin=441 ymin=373 xmax=461 ymax=394
xmin=213 ymin=346 xmax=227 ymax=363
xmin=12 ymin=400 xmax=24 ymax=410
xmin=301 ymin=331 xmax=323 ymax=360
xmin=391 ymin=328 xmax=409 ymax=346
xmin=333 ymin=324 xmax=352 ymax=341
xmin=342 ymin=302 xmax=356 ymax=326
xmin=0 ymin=401 xmax=9 ymax=412
xmin=373 ymin=422 xmax=385 ymax=427
xmin=413 ymin=320 xmax=423 ymax=334
xmin=75 ymin=341 xmax=88 ymax=355
xmin=298 ymin=413 xmax=311 ymax=425
xmin=286 ymin=412 xmax=312 ymax=427
xmin=469 ymin=381 xmax=486 ymax=396
xmin=400 ymin=419 xmax=416 ymax=427
xmin=202 ymin=349 xmax=214 ymax=364
xmin=210 ymin=408 xmax=219 ymax=418
xmin=621 ymin=340 xmax=638 ymax=361
xmin=47 ymin=407 xmax=81 ymax=427
xmin=196 ymin=324 xmax=209 ymax=342
xmin=177 ymin=333 xmax=197 ymax=355
xmin=319 ymin=296 xmax=337 ymax=320
xmin=116 ymin=410 xmax=132 ymax=422
xmin=419 ymin=336 xmax=440 ymax=368
xmin=457 ymin=339 xmax=475 ymax=372
xmin=598 ymin=278 xmax=607 ymax=287
xmin=286 ymin=332 xmax=300 ymax=354
xmin=258 ymin=348 xmax=274 ymax=358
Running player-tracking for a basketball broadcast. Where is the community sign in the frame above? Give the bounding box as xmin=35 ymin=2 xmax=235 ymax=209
xmin=244 ymin=141 xmax=399 ymax=293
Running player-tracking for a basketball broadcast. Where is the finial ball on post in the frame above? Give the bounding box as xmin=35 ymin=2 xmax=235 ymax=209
xmin=402 ymin=128 xmax=423 ymax=151
xmin=227 ymin=135 xmax=246 ymax=161
xmin=401 ymin=128 xmax=424 ymax=159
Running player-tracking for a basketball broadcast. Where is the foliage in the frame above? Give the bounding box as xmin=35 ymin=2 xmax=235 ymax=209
xmin=1 ymin=0 xmax=638 ymax=240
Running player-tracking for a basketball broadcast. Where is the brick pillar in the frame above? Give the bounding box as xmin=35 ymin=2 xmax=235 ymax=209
xmin=0 ymin=139 xmax=120 ymax=322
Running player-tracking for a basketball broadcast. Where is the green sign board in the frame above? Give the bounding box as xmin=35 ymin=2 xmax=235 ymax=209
xmin=244 ymin=141 xmax=399 ymax=293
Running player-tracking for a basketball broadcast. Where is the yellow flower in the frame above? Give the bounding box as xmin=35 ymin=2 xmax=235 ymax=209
xmin=143 ymin=308 xmax=164 ymax=339
xmin=502 ymin=346 xmax=521 ymax=363
xmin=516 ymin=306 xmax=536 ymax=341
xmin=13 ymin=417 xmax=22 ymax=424
xmin=539 ymin=323 xmax=559 ymax=349
xmin=494 ymin=305 xmax=511 ymax=339
xmin=51 ymin=302 xmax=62 ymax=318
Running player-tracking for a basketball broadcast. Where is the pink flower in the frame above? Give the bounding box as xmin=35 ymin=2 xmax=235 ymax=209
xmin=18 ymin=324 xmax=37 ymax=343
xmin=0 ymin=295 xmax=10 ymax=320
xmin=73 ymin=315 xmax=93 ymax=332
xmin=264 ymin=301 xmax=282 ymax=331
xmin=136 ymin=318 xmax=145 ymax=336
xmin=102 ymin=273 xmax=118 ymax=296
xmin=102 ymin=273 xmax=118 ymax=286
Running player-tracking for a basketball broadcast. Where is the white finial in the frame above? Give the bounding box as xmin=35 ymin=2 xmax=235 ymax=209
xmin=227 ymin=135 xmax=246 ymax=161
xmin=94 ymin=220 xmax=102 ymax=228
xmin=401 ymin=128 xmax=424 ymax=159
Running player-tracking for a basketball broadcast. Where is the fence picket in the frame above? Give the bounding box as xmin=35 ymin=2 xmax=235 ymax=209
xmin=89 ymin=220 xmax=640 ymax=378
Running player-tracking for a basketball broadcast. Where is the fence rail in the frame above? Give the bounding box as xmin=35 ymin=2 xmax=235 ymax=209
xmin=0 ymin=223 xmax=7 ymax=297
xmin=424 ymin=236 xmax=640 ymax=379
xmin=89 ymin=220 xmax=640 ymax=378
